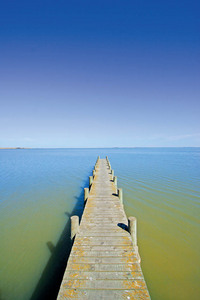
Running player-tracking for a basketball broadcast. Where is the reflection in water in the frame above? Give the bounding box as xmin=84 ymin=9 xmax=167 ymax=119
xmin=0 ymin=148 xmax=200 ymax=300
xmin=30 ymin=184 xmax=85 ymax=300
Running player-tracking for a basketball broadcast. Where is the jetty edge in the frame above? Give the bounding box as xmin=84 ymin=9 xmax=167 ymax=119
xmin=57 ymin=157 xmax=150 ymax=299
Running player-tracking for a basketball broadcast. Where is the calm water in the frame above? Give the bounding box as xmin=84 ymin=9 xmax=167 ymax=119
xmin=0 ymin=148 xmax=200 ymax=300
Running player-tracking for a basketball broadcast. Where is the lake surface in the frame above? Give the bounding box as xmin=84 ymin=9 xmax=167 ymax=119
xmin=0 ymin=148 xmax=200 ymax=300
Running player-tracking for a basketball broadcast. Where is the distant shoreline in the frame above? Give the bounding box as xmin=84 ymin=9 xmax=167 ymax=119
xmin=0 ymin=147 xmax=31 ymax=149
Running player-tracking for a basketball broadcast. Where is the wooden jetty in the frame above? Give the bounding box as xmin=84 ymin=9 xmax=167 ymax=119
xmin=57 ymin=157 xmax=150 ymax=299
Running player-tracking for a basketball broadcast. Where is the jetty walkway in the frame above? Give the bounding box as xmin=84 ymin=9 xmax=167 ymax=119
xmin=57 ymin=157 xmax=150 ymax=299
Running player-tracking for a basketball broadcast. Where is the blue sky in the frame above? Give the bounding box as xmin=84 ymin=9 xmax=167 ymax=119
xmin=0 ymin=0 xmax=199 ymax=147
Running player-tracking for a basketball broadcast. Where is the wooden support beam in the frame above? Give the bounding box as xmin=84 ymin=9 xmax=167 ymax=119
xmin=118 ymin=188 xmax=123 ymax=204
xmin=84 ymin=187 xmax=89 ymax=202
xmin=70 ymin=215 xmax=79 ymax=240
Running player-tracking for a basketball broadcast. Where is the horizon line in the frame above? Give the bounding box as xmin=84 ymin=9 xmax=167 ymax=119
xmin=1 ymin=146 xmax=200 ymax=150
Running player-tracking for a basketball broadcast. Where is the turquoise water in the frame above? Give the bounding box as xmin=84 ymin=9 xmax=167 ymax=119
xmin=0 ymin=148 xmax=200 ymax=300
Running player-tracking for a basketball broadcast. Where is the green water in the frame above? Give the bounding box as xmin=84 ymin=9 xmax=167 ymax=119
xmin=0 ymin=148 xmax=200 ymax=300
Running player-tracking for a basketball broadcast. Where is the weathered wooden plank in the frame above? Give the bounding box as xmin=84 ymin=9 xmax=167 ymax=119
xmin=79 ymin=225 xmax=126 ymax=230
xmin=78 ymin=227 xmax=127 ymax=231
xmin=78 ymin=232 xmax=129 ymax=237
xmin=75 ymin=236 xmax=131 ymax=241
xmin=83 ymin=209 xmax=125 ymax=213
xmin=68 ymin=256 xmax=139 ymax=264
xmin=74 ymin=239 xmax=132 ymax=246
xmin=58 ymin=289 xmax=150 ymax=300
xmin=79 ymin=226 xmax=123 ymax=231
xmin=61 ymin=279 xmax=147 ymax=289
xmin=82 ymin=214 xmax=126 ymax=218
xmin=66 ymin=262 xmax=142 ymax=272
xmin=79 ymin=227 xmax=125 ymax=232
xmin=86 ymin=199 xmax=121 ymax=202
xmin=63 ymin=270 xmax=144 ymax=280
xmin=71 ymin=250 xmax=137 ymax=257
xmin=80 ymin=219 xmax=128 ymax=223
xmin=79 ymin=225 xmax=127 ymax=230
xmin=72 ymin=245 xmax=134 ymax=251
xmin=80 ymin=219 xmax=127 ymax=223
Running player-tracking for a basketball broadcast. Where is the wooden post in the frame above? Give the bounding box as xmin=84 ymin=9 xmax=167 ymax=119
xmin=128 ymin=217 xmax=141 ymax=262
xmin=93 ymin=170 xmax=96 ymax=178
xmin=84 ymin=187 xmax=89 ymax=202
xmin=89 ymin=176 xmax=93 ymax=187
xmin=128 ymin=217 xmax=137 ymax=246
xmin=71 ymin=215 xmax=79 ymax=240
xmin=106 ymin=156 xmax=108 ymax=160
xmin=118 ymin=188 xmax=123 ymax=204
xmin=113 ymin=176 xmax=117 ymax=187
xmin=111 ymin=169 xmax=114 ymax=178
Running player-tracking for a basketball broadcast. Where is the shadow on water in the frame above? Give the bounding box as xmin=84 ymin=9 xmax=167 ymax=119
xmin=30 ymin=178 xmax=89 ymax=300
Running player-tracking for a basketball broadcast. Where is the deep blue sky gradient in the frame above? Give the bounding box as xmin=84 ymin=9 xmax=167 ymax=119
xmin=0 ymin=0 xmax=199 ymax=147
